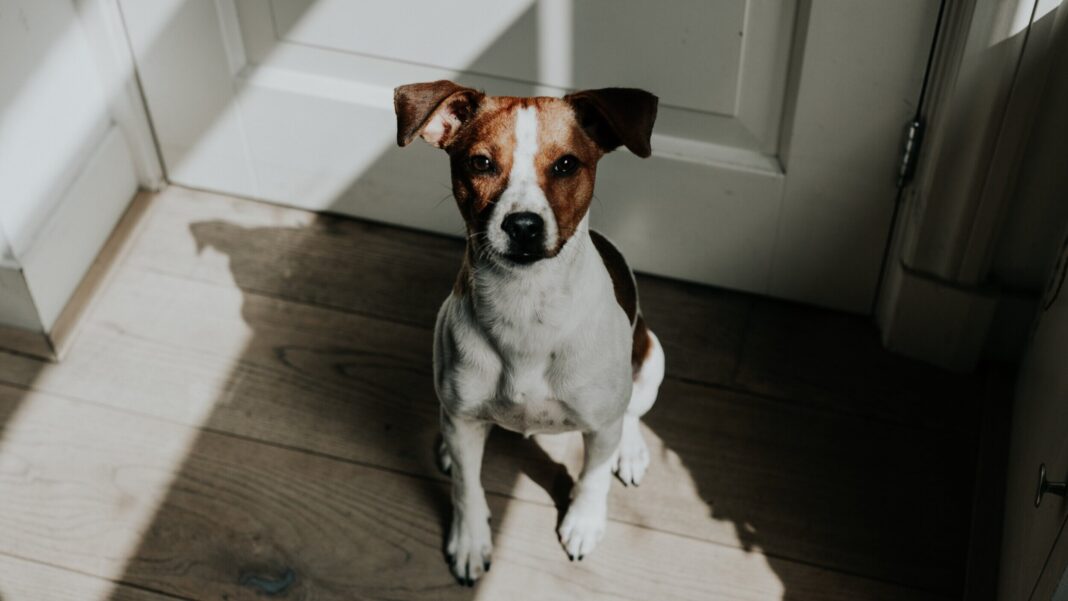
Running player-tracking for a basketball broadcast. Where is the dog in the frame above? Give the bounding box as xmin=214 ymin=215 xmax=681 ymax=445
xmin=394 ymin=80 xmax=665 ymax=585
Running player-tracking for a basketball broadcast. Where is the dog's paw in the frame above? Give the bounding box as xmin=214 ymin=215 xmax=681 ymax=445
xmin=557 ymin=498 xmax=607 ymax=561
xmin=436 ymin=436 xmax=452 ymax=475
xmin=613 ymin=419 xmax=650 ymax=486
xmin=446 ymin=514 xmax=492 ymax=586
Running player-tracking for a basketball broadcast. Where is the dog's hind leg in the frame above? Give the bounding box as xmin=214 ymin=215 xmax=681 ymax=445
xmin=613 ymin=324 xmax=665 ymax=486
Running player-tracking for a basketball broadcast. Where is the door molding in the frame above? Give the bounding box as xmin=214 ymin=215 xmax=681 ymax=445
xmin=0 ymin=0 xmax=158 ymax=359
xmin=876 ymin=0 xmax=1068 ymax=371
xmin=122 ymin=0 xmax=940 ymax=313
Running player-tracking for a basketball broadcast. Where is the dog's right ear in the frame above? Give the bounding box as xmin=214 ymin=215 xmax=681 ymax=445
xmin=394 ymin=80 xmax=483 ymax=149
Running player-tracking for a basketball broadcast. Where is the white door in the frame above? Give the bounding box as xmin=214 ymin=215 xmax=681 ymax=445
xmin=119 ymin=0 xmax=939 ymax=313
xmin=998 ymin=234 xmax=1068 ymax=600
xmin=0 ymin=0 xmax=157 ymax=347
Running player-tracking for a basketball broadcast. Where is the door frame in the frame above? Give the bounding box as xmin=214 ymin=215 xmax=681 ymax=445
xmin=0 ymin=0 xmax=162 ymax=360
xmin=876 ymin=0 xmax=1068 ymax=372
xmin=872 ymin=1 xmax=1068 ymax=599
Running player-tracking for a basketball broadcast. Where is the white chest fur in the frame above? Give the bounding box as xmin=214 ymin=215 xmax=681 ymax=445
xmin=434 ymin=229 xmax=633 ymax=434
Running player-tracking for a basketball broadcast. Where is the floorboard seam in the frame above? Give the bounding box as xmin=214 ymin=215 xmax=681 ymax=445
xmin=0 ymin=549 xmax=197 ymax=601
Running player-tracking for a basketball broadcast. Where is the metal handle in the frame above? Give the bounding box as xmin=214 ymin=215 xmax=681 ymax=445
xmin=1035 ymin=463 xmax=1067 ymax=507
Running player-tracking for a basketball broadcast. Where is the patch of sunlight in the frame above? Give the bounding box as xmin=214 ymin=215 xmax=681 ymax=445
xmin=0 ymin=188 xmax=254 ymax=600
xmin=0 ymin=387 xmax=215 ymax=597
xmin=1004 ymin=0 xmax=1061 ymax=39
xmin=479 ymin=424 xmax=783 ymax=600
xmin=536 ymin=0 xmax=574 ymax=95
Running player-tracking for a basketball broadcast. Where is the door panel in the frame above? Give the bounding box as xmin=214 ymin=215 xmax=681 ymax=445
xmin=999 ymin=235 xmax=1068 ymax=600
xmin=270 ymin=0 xmax=752 ymax=118
xmin=120 ymin=0 xmax=938 ymax=312
xmin=1034 ymin=517 xmax=1068 ymax=601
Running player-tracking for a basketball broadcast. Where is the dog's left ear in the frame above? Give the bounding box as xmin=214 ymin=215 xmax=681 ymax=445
xmin=394 ymin=80 xmax=484 ymax=149
xmin=565 ymin=88 xmax=658 ymax=158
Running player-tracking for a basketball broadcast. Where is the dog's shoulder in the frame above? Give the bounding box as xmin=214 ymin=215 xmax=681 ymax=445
xmin=589 ymin=230 xmax=638 ymax=326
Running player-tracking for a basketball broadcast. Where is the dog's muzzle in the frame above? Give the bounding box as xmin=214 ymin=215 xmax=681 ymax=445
xmin=500 ymin=211 xmax=546 ymax=264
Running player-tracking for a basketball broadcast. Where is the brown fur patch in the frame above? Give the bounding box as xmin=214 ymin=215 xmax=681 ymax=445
xmin=448 ymin=97 xmax=523 ymax=229
xmin=631 ymin=315 xmax=652 ymax=376
xmin=532 ymin=99 xmax=603 ymax=250
xmin=589 ymin=230 xmax=637 ymax=324
xmin=589 ymin=230 xmax=650 ymax=378
xmin=453 ymin=246 xmax=474 ymax=296
xmin=445 ymin=97 xmax=604 ymax=253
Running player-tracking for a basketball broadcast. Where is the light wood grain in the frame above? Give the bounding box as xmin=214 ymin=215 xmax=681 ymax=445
xmin=47 ymin=191 xmax=156 ymax=360
xmin=0 ymin=323 xmax=53 ymax=361
xmin=0 ymin=553 xmax=174 ymax=601
xmin=8 ymin=241 xmax=966 ymax=592
xmin=0 ymin=186 xmax=984 ymax=599
xmin=0 ymin=383 xmax=945 ymax=601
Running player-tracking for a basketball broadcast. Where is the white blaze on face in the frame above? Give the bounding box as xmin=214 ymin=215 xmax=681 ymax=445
xmin=487 ymin=106 xmax=559 ymax=255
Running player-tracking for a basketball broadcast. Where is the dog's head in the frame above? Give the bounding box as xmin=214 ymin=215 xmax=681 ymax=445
xmin=394 ymin=80 xmax=657 ymax=265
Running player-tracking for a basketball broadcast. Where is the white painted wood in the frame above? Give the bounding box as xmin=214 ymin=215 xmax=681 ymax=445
xmin=900 ymin=0 xmax=1063 ymax=285
xmin=0 ymin=0 xmax=112 ymax=256
xmin=769 ymin=0 xmax=941 ymax=312
xmin=121 ymin=0 xmax=939 ymax=312
xmin=0 ymin=265 xmax=42 ymax=332
xmin=0 ymin=0 xmax=145 ymax=336
xmin=76 ymin=0 xmax=165 ymax=189
xmin=21 ymin=126 xmax=139 ymax=331
xmin=997 ymin=230 xmax=1068 ymax=600
xmin=990 ymin=1 xmax=1068 ymax=291
xmin=877 ymin=0 xmax=1068 ymax=370
xmin=270 ymin=0 xmax=755 ymax=117
xmin=877 ymin=262 xmax=999 ymax=371
xmin=1051 ymin=554 xmax=1068 ymax=601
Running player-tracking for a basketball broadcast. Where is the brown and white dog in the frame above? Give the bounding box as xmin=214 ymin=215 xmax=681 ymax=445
xmin=394 ymin=80 xmax=665 ymax=585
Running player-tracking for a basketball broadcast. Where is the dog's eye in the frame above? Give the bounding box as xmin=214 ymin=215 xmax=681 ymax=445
xmin=469 ymin=155 xmax=494 ymax=173
xmin=552 ymin=155 xmax=580 ymax=176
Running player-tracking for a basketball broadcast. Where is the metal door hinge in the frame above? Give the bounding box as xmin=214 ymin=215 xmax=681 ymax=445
xmin=897 ymin=118 xmax=925 ymax=188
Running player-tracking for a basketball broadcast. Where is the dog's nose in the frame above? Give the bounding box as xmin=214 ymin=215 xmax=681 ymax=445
xmin=501 ymin=212 xmax=544 ymax=244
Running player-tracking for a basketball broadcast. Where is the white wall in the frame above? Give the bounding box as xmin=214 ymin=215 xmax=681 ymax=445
xmin=0 ymin=0 xmax=112 ymax=256
xmin=0 ymin=0 xmax=147 ymax=336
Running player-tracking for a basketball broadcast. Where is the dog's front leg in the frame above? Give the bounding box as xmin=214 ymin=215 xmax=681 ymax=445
xmin=441 ymin=410 xmax=493 ymax=585
xmin=558 ymin=417 xmax=623 ymax=560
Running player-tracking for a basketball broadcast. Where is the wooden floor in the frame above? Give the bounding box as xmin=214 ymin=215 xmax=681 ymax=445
xmin=0 ymin=186 xmax=996 ymax=600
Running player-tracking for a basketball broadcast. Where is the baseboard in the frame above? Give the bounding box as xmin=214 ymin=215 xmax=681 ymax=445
xmin=20 ymin=126 xmax=139 ymax=333
xmin=0 ymin=263 xmax=42 ymax=333
xmin=877 ymin=260 xmax=1000 ymax=371
xmin=48 ymin=190 xmax=154 ymax=360
xmin=0 ymin=323 xmax=54 ymax=361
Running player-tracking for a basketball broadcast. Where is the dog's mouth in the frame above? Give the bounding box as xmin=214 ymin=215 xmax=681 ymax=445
xmin=502 ymin=250 xmax=546 ymax=265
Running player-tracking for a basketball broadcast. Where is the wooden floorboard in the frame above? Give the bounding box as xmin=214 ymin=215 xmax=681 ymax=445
xmin=4 ymin=263 xmax=969 ymax=590
xmin=0 ymin=186 xmax=985 ymax=599
xmin=0 ymin=384 xmax=944 ymax=601
xmin=733 ymin=299 xmax=985 ymax=431
xmin=0 ymin=554 xmax=178 ymax=601
xmin=127 ymin=187 xmax=980 ymax=430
